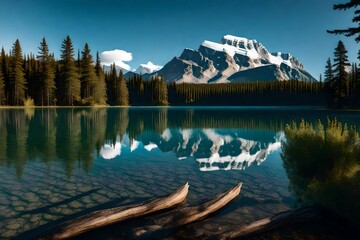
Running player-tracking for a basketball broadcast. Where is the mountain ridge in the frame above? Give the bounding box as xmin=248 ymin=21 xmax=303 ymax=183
xmin=125 ymin=35 xmax=317 ymax=83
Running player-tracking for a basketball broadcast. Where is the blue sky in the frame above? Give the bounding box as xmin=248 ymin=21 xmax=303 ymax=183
xmin=0 ymin=0 xmax=358 ymax=78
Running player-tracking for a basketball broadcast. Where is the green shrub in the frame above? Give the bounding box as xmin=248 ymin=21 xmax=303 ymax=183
xmin=23 ymin=98 xmax=34 ymax=107
xmin=282 ymin=118 xmax=360 ymax=222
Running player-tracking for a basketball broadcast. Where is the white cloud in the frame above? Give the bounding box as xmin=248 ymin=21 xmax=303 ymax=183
xmin=100 ymin=49 xmax=133 ymax=71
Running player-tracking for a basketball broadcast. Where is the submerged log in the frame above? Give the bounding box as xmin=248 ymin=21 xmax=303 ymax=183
xmin=213 ymin=206 xmax=324 ymax=240
xmin=43 ymin=182 xmax=189 ymax=240
xmin=132 ymin=182 xmax=242 ymax=238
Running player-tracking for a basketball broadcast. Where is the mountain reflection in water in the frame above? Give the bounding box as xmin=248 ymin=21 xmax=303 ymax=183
xmin=99 ymin=128 xmax=284 ymax=172
xmin=0 ymin=107 xmax=285 ymax=176
xmin=0 ymin=107 xmax=359 ymax=177
xmin=1 ymin=107 xmax=360 ymax=239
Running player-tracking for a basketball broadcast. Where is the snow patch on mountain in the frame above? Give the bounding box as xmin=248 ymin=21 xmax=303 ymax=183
xmin=135 ymin=61 xmax=163 ymax=74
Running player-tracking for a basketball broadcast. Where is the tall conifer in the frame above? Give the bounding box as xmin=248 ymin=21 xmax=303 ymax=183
xmin=80 ymin=43 xmax=97 ymax=103
xmin=59 ymin=35 xmax=80 ymax=105
xmin=0 ymin=67 xmax=5 ymax=105
xmin=1 ymin=47 xmax=9 ymax=98
xmin=116 ymin=69 xmax=129 ymax=106
xmin=333 ymin=40 xmax=350 ymax=107
xmin=152 ymin=76 xmax=168 ymax=106
xmin=95 ymin=52 xmax=107 ymax=105
xmin=9 ymin=39 xmax=26 ymax=105
xmin=37 ymin=37 xmax=56 ymax=106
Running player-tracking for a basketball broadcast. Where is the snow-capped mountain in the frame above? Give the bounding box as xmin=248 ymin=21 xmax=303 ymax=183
xmin=151 ymin=35 xmax=316 ymax=83
xmin=135 ymin=61 xmax=163 ymax=74
xmin=102 ymin=64 xmax=129 ymax=74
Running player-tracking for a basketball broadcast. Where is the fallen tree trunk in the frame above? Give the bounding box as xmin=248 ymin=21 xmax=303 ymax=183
xmin=42 ymin=182 xmax=189 ymax=240
xmin=132 ymin=182 xmax=242 ymax=239
xmin=213 ymin=206 xmax=324 ymax=240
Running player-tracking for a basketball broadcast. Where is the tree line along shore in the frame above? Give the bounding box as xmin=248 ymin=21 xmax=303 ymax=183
xmin=0 ymin=36 xmax=358 ymax=108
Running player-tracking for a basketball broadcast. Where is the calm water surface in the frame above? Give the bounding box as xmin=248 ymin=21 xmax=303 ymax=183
xmin=0 ymin=107 xmax=359 ymax=239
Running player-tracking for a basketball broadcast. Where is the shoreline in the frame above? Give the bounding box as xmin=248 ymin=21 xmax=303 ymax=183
xmin=1 ymin=105 xmax=359 ymax=111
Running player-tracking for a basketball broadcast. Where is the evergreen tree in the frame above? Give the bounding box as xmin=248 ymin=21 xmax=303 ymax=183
xmin=1 ymin=47 xmax=6 ymax=76
xmin=59 ymin=35 xmax=80 ymax=105
xmin=350 ymin=62 xmax=360 ymax=104
xmin=37 ymin=37 xmax=56 ymax=106
xmin=356 ymin=50 xmax=360 ymax=104
xmin=80 ymin=43 xmax=98 ymax=103
xmin=328 ymin=0 xmax=360 ymax=42
xmin=1 ymin=47 xmax=9 ymax=100
xmin=94 ymin=52 xmax=107 ymax=105
xmin=107 ymin=63 xmax=117 ymax=104
xmin=0 ymin=48 xmax=7 ymax=105
xmin=26 ymin=53 xmax=41 ymax=103
xmin=333 ymin=40 xmax=351 ymax=107
xmin=115 ymin=69 xmax=129 ymax=106
xmin=0 ymin=67 xmax=5 ymax=105
xmin=350 ymin=62 xmax=357 ymax=90
xmin=324 ymin=57 xmax=337 ymax=107
xmin=152 ymin=75 xmax=168 ymax=106
xmin=9 ymin=39 xmax=27 ymax=105
xmin=77 ymin=49 xmax=82 ymax=81
xmin=324 ymin=58 xmax=334 ymax=83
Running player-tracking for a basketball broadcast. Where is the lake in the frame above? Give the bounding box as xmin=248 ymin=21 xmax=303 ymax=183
xmin=0 ymin=107 xmax=359 ymax=239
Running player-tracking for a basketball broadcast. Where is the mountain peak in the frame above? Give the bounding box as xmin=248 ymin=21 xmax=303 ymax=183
xmin=129 ymin=35 xmax=316 ymax=83
xmin=135 ymin=61 xmax=163 ymax=74
xmin=221 ymin=35 xmax=257 ymax=46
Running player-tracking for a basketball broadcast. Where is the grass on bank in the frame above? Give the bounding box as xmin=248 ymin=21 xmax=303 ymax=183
xmin=282 ymin=118 xmax=360 ymax=223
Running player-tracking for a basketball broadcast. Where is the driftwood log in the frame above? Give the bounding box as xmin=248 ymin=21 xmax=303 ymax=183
xmin=43 ymin=182 xmax=189 ymax=240
xmin=132 ymin=182 xmax=242 ymax=239
xmin=213 ymin=206 xmax=324 ymax=240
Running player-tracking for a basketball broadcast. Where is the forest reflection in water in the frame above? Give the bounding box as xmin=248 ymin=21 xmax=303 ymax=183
xmin=1 ymin=107 xmax=360 ymax=239
xmin=0 ymin=107 xmax=360 ymax=177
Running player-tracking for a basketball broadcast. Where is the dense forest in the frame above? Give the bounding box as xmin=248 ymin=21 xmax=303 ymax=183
xmin=323 ymin=40 xmax=360 ymax=108
xmin=0 ymin=34 xmax=359 ymax=107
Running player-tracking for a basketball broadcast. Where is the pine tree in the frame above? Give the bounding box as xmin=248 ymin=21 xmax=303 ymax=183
xmin=0 ymin=67 xmax=5 ymax=105
xmin=350 ymin=62 xmax=359 ymax=103
xmin=9 ymin=39 xmax=27 ymax=105
xmin=152 ymin=75 xmax=168 ymax=106
xmin=107 ymin=63 xmax=117 ymax=104
xmin=324 ymin=58 xmax=334 ymax=83
xmin=328 ymin=0 xmax=360 ymax=42
xmin=1 ymin=47 xmax=9 ymax=101
xmin=80 ymin=43 xmax=98 ymax=104
xmin=355 ymin=50 xmax=360 ymax=104
xmin=77 ymin=49 xmax=82 ymax=82
xmin=0 ymin=49 xmax=7 ymax=105
xmin=115 ymin=69 xmax=129 ymax=106
xmin=37 ymin=37 xmax=56 ymax=106
xmin=1 ymin=47 xmax=6 ymax=76
xmin=94 ymin=52 xmax=107 ymax=105
xmin=59 ymin=35 xmax=80 ymax=105
xmin=324 ymin=58 xmax=336 ymax=107
xmin=333 ymin=40 xmax=351 ymax=107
